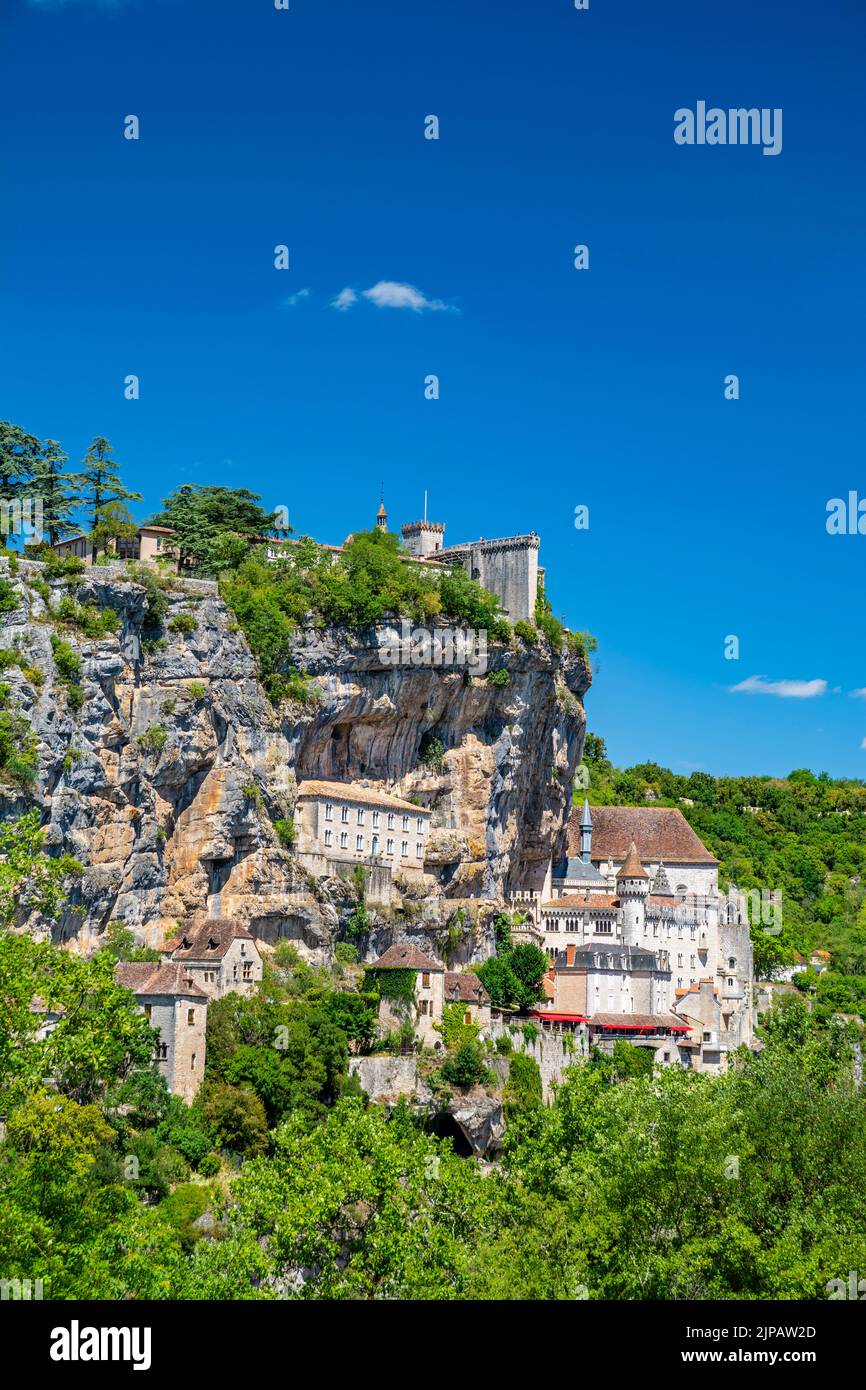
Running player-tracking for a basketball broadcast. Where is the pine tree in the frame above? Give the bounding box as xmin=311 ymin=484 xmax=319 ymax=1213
xmin=30 ymin=439 xmax=85 ymax=546
xmin=0 ymin=421 xmax=40 ymax=501
xmin=79 ymin=437 xmax=142 ymax=535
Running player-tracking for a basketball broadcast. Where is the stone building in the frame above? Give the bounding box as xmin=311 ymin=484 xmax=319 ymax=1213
xmin=295 ymin=779 xmax=432 ymax=904
xmin=165 ymin=918 xmax=264 ymax=1000
xmin=368 ymin=942 xmax=445 ymax=1048
xmin=115 ymin=962 xmax=208 ymax=1102
xmin=522 ymin=801 xmax=754 ymax=1072
xmin=400 ymin=513 xmax=541 ymax=624
xmin=52 ymin=525 xmax=177 ymax=566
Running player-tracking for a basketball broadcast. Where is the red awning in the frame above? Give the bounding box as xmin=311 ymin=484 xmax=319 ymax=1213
xmin=529 ymin=1011 xmax=590 ymax=1023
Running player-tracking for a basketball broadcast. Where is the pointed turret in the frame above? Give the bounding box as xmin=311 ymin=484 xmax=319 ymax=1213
xmin=617 ymin=840 xmax=648 ymax=882
xmin=579 ymin=797 xmax=593 ymax=862
xmin=376 ymin=499 xmax=388 ymax=532
xmin=651 ymin=861 xmax=674 ymax=897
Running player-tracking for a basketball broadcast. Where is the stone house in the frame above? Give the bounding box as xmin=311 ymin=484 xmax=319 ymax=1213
xmin=295 ymin=779 xmax=432 ymax=904
xmin=164 ymin=918 xmax=263 ymax=999
xmin=368 ymin=942 xmax=445 ymax=1048
xmin=115 ymin=961 xmax=208 ymax=1102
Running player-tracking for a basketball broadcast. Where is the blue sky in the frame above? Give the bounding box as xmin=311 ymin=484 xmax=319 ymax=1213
xmin=2 ymin=0 xmax=865 ymax=779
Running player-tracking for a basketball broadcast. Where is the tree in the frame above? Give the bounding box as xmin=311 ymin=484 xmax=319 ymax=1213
xmin=508 ymin=943 xmax=549 ymax=1010
xmin=0 ymin=810 xmax=83 ymax=929
xmin=90 ymin=500 xmax=139 ymax=558
xmin=149 ymin=484 xmax=280 ymax=574
xmin=79 ymin=436 xmax=142 ymax=536
xmin=29 ymin=439 xmax=84 ymax=545
xmin=0 ymin=421 xmax=40 ymax=502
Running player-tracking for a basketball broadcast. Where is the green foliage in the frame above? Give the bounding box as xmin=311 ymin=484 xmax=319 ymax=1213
xmin=439 ymin=1041 xmax=491 ymax=1088
xmin=49 ymin=632 xmax=81 ymax=683
xmin=138 ymin=724 xmax=168 ymax=757
xmin=418 ymin=732 xmax=446 ymax=772
xmin=130 ymin=566 xmax=170 ymax=629
xmin=334 ymin=941 xmax=359 ymax=966
xmin=149 ymin=483 xmax=280 ymax=574
xmin=79 ymin=436 xmax=142 ymax=535
xmin=168 ymin=611 xmax=197 ymax=635
xmin=0 ymin=578 xmax=18 ymax=614
xmin=486 ymin=667 xmax=510 ymax=687
xmin=436 ymin=1001 xmax=480 ymax=1050
xmin=364 ymin=967 xmax=416 ymax=1013
xmin=0 ymin=684 xmax=39 ymax=786
xmin=475 ymin=942 xmax=548 ymax=1013
xmin=98 ymin=919 xmax=160 ymax=963
xmin=0 ymin=810 xmax=82 ymax=928
xmin=513 ymin=619 xmax=536 ymax=645
xmin=220 ymin=532 xmax=515 ymax=705
xmin=273 ymin=817 xmax=295 ymax=848
xmin=55 ymin=594 xmax=120 ymax=638
xmin=42 ymin=552 xmax=85 ymax=581
xmin=186 ymin=680 xmax=207 ymax=701
xmin=503 ymin=1052 xmax=543 ymax=1120
xmin=534 ymin=589 xmax=564 ymax=652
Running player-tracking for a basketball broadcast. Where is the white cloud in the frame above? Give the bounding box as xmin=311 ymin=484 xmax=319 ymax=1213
xmin=850 ymin=687 xmax=866 ymax=699
xmin=728 ymin=675 xmax=828 ymax=699
xmin=331 ymin=287 xmax=358 ymax=312
xmin=362 ymin=280 xmax=450 ymax=312
xmin=283 ymin=288 xmax=311 ymax=307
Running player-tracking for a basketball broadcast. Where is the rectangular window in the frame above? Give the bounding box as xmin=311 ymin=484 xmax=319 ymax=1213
xmin=402 ymin=814 xmax=409 ymax=831
xmin=356 ymin=834 xmax=364 ymax=852
xmin=422 ymin=972 xmax=430 ymax=988
xmin=416 ymin=841 xmax=423 ymax=859
xmin=340 ymin=831 xmax=348 ymax=849
xmin=187 ymin=1009 xmax=195 ymax=1027
xmin=325 ymin=802 xmax=333 ymax=821
xmin=401 ymin=840 xmax=408 ymax=857
xmin=357 ymin=808 xmax=364 ymax=825
xmin=372 ymin=810 xmax=380 ymax=828
xmin=416 ymin=817 xmax=424 ymax=834
xmin=324 ymin=828 xmax=332 ymax=847
xmin=386 ymin=837 xmax=394 ymax=855
xmin=387 ymin=813 xmax=395 ymax=830
xmin=341 ymin=805 xmax=349 ymax=823
xmin=243 ymin=962 xmax=252 ymax=980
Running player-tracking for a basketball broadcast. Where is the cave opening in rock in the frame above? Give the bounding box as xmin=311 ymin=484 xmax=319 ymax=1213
xmin=426 ymin=1111 xmax=473 ymax=1158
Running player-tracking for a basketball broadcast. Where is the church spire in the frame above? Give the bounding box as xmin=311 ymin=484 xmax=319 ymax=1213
xmin=579 ymin=797 xmax=592 ymax=862
xmin=376 ymin=490 xmax=387 ymax=531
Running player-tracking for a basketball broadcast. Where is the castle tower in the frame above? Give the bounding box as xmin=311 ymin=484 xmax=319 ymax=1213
xmin=401 ymin=518 xmax=446 ymax=557
xmin=616 ymin=840 xmax=649 ymax=944
xmin=651 ymin=861 xmax=674 ymax=897
xmin=579 ymin=797 xmax=593 ymax=863
xmin=376 ymin=499 xmax=388 ymax=532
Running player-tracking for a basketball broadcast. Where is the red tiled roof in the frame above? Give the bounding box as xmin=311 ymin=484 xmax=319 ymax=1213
xmin=569 ymin=805 xmax=718 ymax=865
xmin=369 ymin=943 xmax=444 ymax=972
xmin=115 ymin=961 xmax=208 ymax=999
xmin=617 ymin=841 xmax=649 ymax=879
xmin=444 ymin=971 xmax=490 ymax=1005
xmin=166 ymin=918 xmax=255 ymax=960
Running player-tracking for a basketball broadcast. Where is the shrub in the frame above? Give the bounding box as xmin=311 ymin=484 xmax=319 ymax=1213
xmin=42 ymin=553 xmax=85 ymax=581
xmin=50 ymin=634 xmax=81 ymax=684
xmin=495 ymin=1032 xmax=513 ymax=1055
xmin=0 ymin=578 xmax=19 ymax=614
xmin=186 ymin=680 xmax=207 ymax=701
xmin=23 ymin=666 xmax=44 ymax=688
xmin=273 ymin=816 xmax=295 ymax=847
xmin=198 ymin=1152 xmax=221 ymax=1177
xmin=169 ymin=611 xmax=197 ymax=635
xmin=534 ymin=591 xmax=564 ymax=652
xmin=138 ymin=725 xmax=168 ymax=756
xmin=440 ymin=1041 xmax=490 ymax=1089
xmin=55 ymin=596 xmax=119 ymax=639
xmin=513 ymin=619 xmax=537 ymax=645
xmin=487 ymin=668 xmax=510 ymax=687
xmin=0 ymin=685 xmax=39 ymax=786
xmin=334 ymin=941 xmax=359 ymax=966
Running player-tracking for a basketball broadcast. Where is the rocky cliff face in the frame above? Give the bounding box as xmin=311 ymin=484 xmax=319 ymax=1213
xmin=1 ymin=559 xmax=589 ymax=960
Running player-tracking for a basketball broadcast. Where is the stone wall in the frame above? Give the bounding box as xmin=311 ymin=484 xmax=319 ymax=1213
xmin=490 ymin=1016 xmax=588 ymax=1101
xmin=348 ymin=1054 xmax=418 ymax=1103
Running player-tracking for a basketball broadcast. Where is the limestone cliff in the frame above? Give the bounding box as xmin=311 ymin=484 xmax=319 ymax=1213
xmin=0 ymin=558 xmax=589 ymax=960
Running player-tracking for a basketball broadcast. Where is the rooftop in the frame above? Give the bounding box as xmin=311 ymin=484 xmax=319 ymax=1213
xmin=369 ymin=942 xmax=444 ymax=972
xmin=115 ymin=961 xmax=208 ymax=1000
xmin=569 ymin=805 xmax=718 ymax=865
xmin=297 ymin=779 xmax=431 ymax=816
xmin=444 ymin=971 xmax=490 ymax=1005
xmin=166 ymin=918 xmax=255 ymax=960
